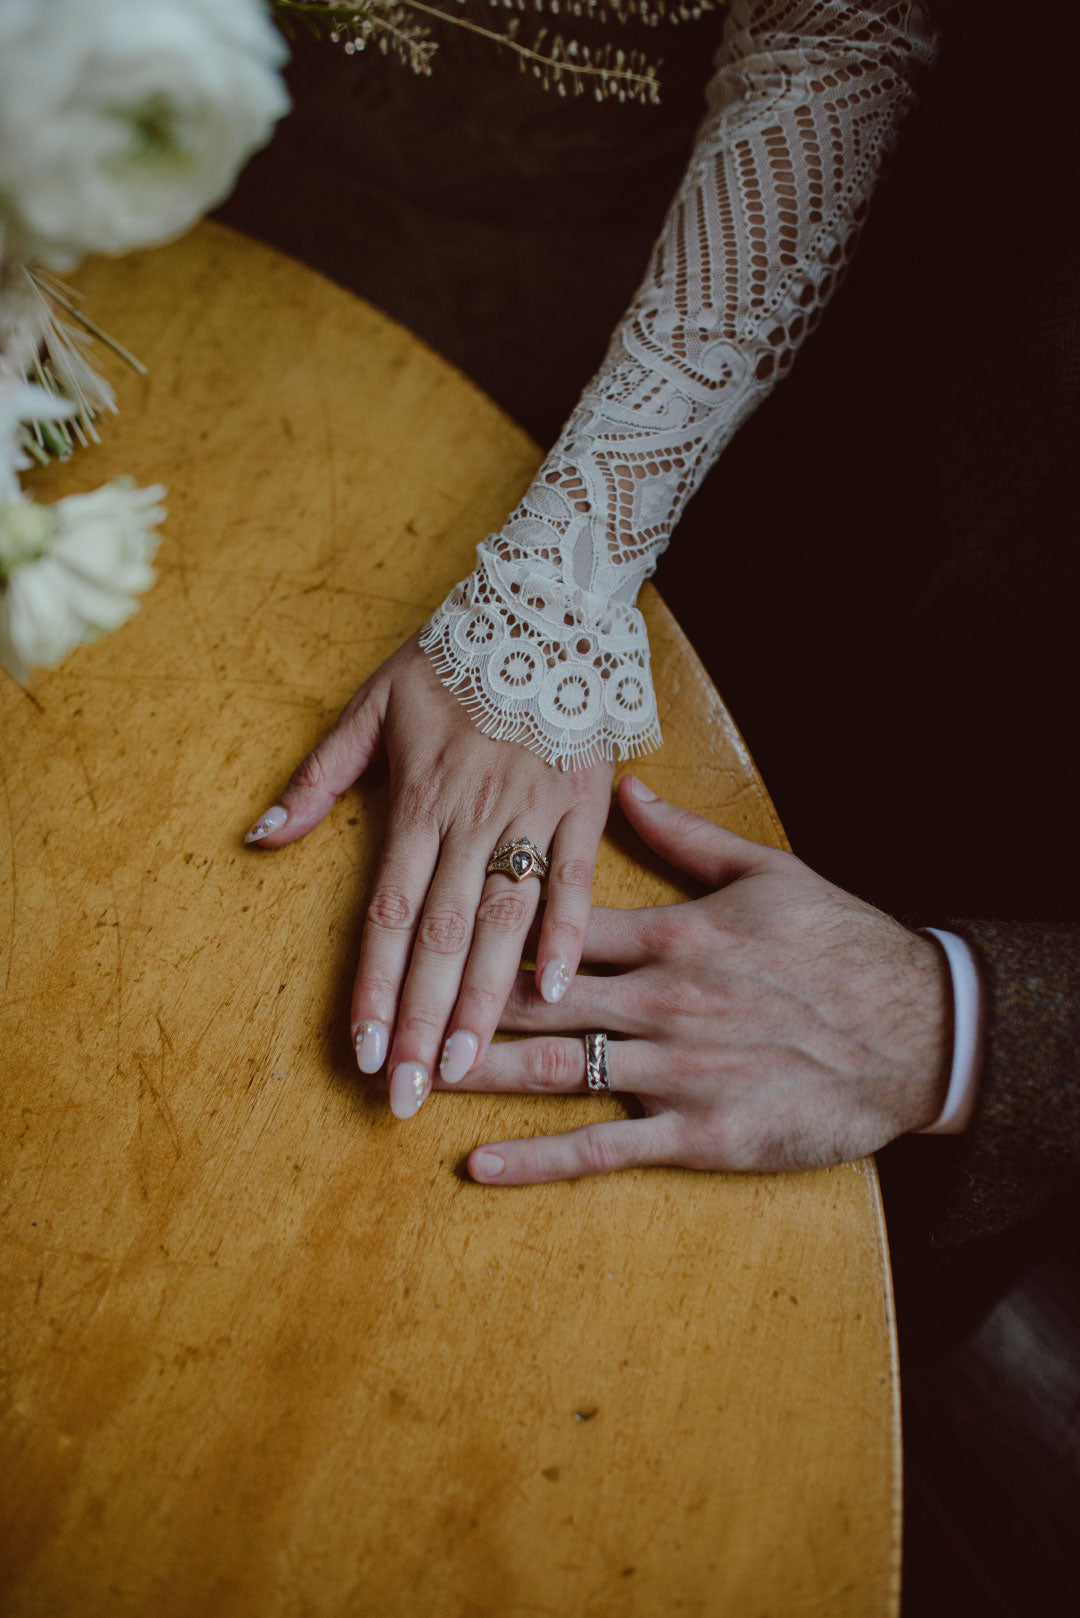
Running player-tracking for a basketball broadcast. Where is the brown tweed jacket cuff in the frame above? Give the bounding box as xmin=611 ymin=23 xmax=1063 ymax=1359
xmin=924 ymin=920 xmax=1080 ymax=1245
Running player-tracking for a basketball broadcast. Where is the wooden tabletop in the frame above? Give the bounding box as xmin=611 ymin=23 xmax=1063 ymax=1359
xmin=0 ymin=223 xmax=900 ymax=1617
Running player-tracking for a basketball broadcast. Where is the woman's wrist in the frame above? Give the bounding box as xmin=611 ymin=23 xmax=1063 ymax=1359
xmin=421 ymin=535 xmax=661 ymax=770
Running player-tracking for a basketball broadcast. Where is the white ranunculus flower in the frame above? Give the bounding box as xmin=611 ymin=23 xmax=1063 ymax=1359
xmin=0 ymin=478 xmax=166 ymax=682
xmin=0 ymin=0 xmax=289 ymax=270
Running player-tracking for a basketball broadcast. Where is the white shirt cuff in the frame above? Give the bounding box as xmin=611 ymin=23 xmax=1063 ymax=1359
xmin=917 ymin=928 xmax=985 ymax=1134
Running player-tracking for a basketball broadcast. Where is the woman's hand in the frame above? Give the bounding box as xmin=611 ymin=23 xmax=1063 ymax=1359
xmin=245 ymin=633 xmax=614 ymax=1115
xmin=451 ymin=776 xmax=951 ymax=1185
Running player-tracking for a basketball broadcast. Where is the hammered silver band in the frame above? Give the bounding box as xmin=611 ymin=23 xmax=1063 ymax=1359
xmin=486 ymin=836 xmax=550 ymax=883
xmin=584 ymin=1031 xmax=611 ymax=1093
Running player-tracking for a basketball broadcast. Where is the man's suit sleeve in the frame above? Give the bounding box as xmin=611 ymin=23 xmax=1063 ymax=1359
xmin=923 ymin=921 xmax=1080 ymax=1245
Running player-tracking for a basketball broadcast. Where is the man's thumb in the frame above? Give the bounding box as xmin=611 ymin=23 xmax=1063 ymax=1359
xmin=617 ymin=775 xmax=771 ymax=889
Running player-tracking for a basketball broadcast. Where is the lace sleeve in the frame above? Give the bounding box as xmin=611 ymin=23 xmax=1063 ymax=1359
xmin=420 ymin=0 xmax=937 ymax=769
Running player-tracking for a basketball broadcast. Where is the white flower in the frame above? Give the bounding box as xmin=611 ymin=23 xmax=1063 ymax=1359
xmin=0 ymin=0 xmax=289 ymax=270
xmin=0 ymin=478 xmax=166 ymax=682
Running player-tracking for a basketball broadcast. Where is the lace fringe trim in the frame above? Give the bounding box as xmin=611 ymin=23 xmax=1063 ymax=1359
xmin=420 ymin=618 xmax=663 ymax=772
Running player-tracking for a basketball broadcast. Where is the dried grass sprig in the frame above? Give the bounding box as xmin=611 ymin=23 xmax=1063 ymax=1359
xmin=1 ymin=269 xmax=147 ymax=468
xmin=272 ymin=0 xmax=719 ymax=101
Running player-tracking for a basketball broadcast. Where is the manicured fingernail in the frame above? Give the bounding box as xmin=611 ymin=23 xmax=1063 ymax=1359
xmin=354 ymin=1020 xmax=389 ymax=1074
xmin=245 ymin=805 xmax=287 ymax=842
xmin=440 ymin=1030 xmax=478 ymax=1085
xmin=540 ymin=958 xmax=571 ymax=1004
xmin=627 ymin=776 xmax=658 ymax=802
xmin=472 ymin=1151 xmax=505 ymax=1180
xmin=390 ymin=1062 xmax=429 ymax=1120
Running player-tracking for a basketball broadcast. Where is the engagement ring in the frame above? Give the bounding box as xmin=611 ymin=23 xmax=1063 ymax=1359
xmin=486 ymin=837 xmax=550 ymax=883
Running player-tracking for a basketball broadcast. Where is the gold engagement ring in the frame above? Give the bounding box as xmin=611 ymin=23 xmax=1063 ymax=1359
xmin=486 ymin=837 xmax=550 ymax=883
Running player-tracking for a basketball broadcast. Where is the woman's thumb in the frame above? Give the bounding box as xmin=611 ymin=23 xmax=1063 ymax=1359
xmin=617 ymin=775 xmax=770 ymax=889
xmin=245 ymin=686 xmax=386 ymax=848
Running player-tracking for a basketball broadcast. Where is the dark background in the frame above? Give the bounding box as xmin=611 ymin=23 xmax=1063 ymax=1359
xmin=219 ymin=2 xmax=1079 ymax=1609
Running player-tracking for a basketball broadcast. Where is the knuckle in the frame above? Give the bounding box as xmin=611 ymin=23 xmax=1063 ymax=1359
xmin=643 ymin=983 xmax=679 ymax=1023
xmin=397 ymin=1008 xmax=445 ymax=1040
xmin=289 ymin=750 xmax=330 ymax=797
xmin=685 ymin=1104 xmax=757 ymax=1171
xmin=502 ymin=975 xmax=530 ymax=1014
xmin=526 ymin=1039 xmax=576 ymax=1093
xmin=418 ymin=907 xmax=470 ymax=955
xmin=673 ymin=1116 xmax=723 ymax=1171
xmin=458 ymin=981 xmax=502 ymax=1022
xmin=581 ymin=1128 xmax=624 ymax=1176
xmin=644 ymin=980 xmax=697 ymax=1023
xmin=690 ymin=912 xmax=727 ymax=953
xmin=366 ymin=886 xmax=415 ymax=932
xmin=544 ymin=915 xmax=585 ymax=953
xmin=341 ymin=688 xmax=373 ymax=728
xmin=393 ymin=768 xmax=444 ymax=829
xmin=672 ymin=806 xmax=706 ymax=841
xmin=552 ymin=858 xmax=594 ymax=894
xmin=477 ymin=892 xmax=530 ymax=933
xmin=514 ymin=780 xmax=542 ymax=818
xmin=355 ymin=968 xmax=397 ymax=1003
xmin=561 ymin=769 xmax=604 ymax=811
xmin=465 ymin=771 xmax=500 ymax=830
xmin=644 ymin=914 xmax=688 ymax=957
xmin=716 ymin=1113 xmax=759 ymax=1171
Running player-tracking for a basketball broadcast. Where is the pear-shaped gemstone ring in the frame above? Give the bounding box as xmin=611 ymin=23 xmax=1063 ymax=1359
xmin=486 ymin=837 xmax=550 ymax=883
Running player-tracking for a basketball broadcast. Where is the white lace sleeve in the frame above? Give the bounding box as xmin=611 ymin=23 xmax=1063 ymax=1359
xmin=420 ymin=0 xmax=937 ymax=769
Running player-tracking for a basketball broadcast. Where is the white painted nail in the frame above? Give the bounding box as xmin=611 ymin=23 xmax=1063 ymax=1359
xmin=354 ymin=1020 xmax=389 ymax=1074
xmin=440 ymin=1030 xmax=478 ymax=1085
xmin=390 ymin=1062 xmax=429 ymax=1120
xmin=472 ymin=1151 xmax=505 ymax=1180
xmin=245 ymin=805 xmax=287 ymax=842
xmin=627 ymin=776 xmax=658 ymax=802
xmin=540 ymin=958 xmax=571 ymax=1004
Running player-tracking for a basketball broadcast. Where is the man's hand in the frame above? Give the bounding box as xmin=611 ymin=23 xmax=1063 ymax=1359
xmin=446 ymin=776 xmax=951 ymax=1185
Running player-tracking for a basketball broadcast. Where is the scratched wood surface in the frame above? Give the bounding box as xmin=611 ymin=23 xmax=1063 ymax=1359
xmin=0 ymin=223 xmax=900 ymax=1618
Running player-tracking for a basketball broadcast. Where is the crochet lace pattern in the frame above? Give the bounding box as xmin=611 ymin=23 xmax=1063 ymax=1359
xmin=421 ymin=0 xmax=937 ymax=768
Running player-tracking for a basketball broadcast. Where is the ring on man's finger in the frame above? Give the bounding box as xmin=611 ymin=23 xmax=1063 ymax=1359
xmin=584 ymin=1030 xmax=611 ymax=1093
xmin=486 ymin=836 xmax=550 ymax=883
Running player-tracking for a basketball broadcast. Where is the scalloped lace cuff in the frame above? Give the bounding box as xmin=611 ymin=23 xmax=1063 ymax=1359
xmin=420 ymin=537 xmax=661 ymax=770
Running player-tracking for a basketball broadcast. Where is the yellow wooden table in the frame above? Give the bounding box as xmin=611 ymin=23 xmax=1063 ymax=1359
xmin=0 ymin=223 xmax=900 ymax=1617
